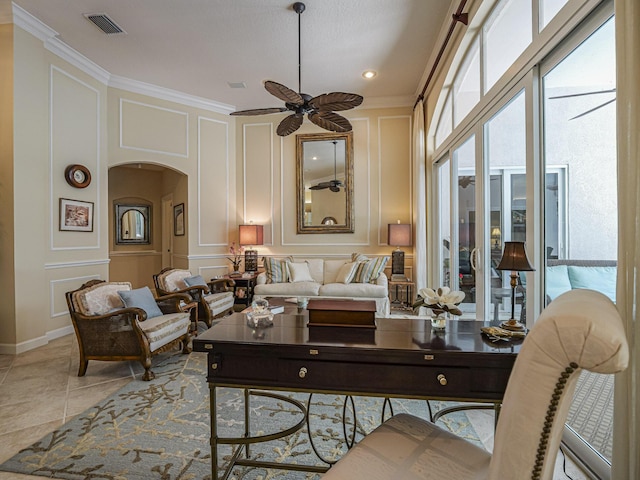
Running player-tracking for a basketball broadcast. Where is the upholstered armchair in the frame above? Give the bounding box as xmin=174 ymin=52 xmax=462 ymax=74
xmin=153 ymin=268 xmax=235 ymax=327
xmin=322 ymin=289 xmax=629 ymax=480
xmin=66 ymin=279 xmax=192 ymax=381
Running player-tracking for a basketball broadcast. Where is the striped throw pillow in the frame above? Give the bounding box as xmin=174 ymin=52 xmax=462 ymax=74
xmin=352 ymin=256 xmax=389 ymax=283
xmin=351 ymin=252 xmax=369 ymax=263
xmin=263 ymin=257 xmax=290 ymax=284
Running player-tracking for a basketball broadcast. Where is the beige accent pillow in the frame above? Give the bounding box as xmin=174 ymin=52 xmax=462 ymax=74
xmin=287 ymin=261 xmax=315 ymax=283
xmin=324 ymin=259 xmax=348 ymax=284
xmin=335 ymin=262 xmax=358 ymax=284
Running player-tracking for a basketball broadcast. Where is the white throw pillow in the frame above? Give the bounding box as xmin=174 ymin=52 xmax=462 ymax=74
xmin=335 ymin=262 xmax=358 ymax=284
xmin=324 ymin=259 xmax=347 ymax=284
xmin=287 ymin=261 xmax=315 ymax=283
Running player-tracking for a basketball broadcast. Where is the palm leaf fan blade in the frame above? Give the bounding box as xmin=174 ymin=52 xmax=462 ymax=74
xmin=265 ymin=81 xmax=304 ymax=105
xmin=308 ymin=111 xmax=352 ymax=133
xmin=230 ymin=107 xmax=288 ymax=116
xmin=309 ymin=92 xmax=363 ymax=112
xmin=277 ymin=114 xmax=303 ymax=136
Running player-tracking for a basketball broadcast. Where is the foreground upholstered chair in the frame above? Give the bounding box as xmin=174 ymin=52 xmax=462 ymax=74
xmin=153 ymin=268 xmax=235 ymax=327
xmin=66 ymin=280 xmax=192 ymax=381
xmin=322 ymin=289 xmax=629 ymax=480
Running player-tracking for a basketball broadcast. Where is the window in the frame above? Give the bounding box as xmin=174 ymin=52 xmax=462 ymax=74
xmin=483 ymin=0 xmax=532 ymax=92
xmin=540 ymin=0 xmax=569 ymax=30
xmin=453 ymin=37 xmax=481 ymax=126
xmin=435 ymin=91 xmax=452 ymax=149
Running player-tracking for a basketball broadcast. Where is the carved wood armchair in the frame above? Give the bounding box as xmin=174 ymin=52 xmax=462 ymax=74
xmin=153 ymin=268 xmax=235 ymax=327
xmin=65 ymin=279 xmax=192 ymax=381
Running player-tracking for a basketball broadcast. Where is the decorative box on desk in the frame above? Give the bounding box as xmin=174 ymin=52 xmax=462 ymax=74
xmin=307 ymin=299 xmax=377 ymax=328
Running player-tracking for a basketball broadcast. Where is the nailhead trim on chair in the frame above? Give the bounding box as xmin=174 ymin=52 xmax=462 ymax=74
xmin=531 ymin=361 xmax=579 ymax=480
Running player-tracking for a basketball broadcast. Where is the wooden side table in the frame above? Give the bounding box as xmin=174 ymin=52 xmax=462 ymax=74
xmin=223 ymin=273 xmax=258 ymax=308
xmin=388 ymin=279 xmax=415 ymax=311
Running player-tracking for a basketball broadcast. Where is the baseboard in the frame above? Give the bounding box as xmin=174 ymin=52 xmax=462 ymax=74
xmin=0 ymin=325 xmax=74 ymax=355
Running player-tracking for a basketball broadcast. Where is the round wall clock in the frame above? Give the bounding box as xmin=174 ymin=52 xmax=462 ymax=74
xmin=65 ymin=164 xmax=91 ymax=188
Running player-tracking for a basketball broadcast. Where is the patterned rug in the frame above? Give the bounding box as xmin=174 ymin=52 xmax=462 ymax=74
xmin=0 ymin=351 xmax=482 ymax=480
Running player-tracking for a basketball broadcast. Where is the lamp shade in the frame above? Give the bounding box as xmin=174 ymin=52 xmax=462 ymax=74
xmin=388 ymin=223 xmax=412 ymax=247
xmin=496 ymin=241 xmax=535 ymax=272
xmin=238 ymin=224 xmax=264 ymax=246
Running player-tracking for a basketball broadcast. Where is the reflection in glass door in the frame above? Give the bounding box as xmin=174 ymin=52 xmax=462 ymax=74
xmin=436 ymin=157 xmax=451 ymax=288
xmin=484 ymin=91 xmax=527 ymax=325
xmin=542 ymin=14 xmax=616 ymax=478
xmin=453 ymin=136 xmax=476 ymax=318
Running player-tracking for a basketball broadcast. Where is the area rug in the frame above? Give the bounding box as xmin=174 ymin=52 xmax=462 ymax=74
xmin=0 ymin=351 xmax=482 ymax=480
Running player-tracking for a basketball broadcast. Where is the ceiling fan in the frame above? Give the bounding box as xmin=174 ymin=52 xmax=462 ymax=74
xmin=549 ymin=88 xmax=616 ymax=120
xmin=230 ymin=2 xmax=363 ymax=136
xmin=310 ymin=141 xmax=343 ymax=192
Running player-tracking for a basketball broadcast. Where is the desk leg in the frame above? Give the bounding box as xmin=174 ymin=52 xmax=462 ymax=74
xmin=244 ymin=388 xmax=251 ymax=458
xmin=210 ymin=384 xmax=219 ymax=480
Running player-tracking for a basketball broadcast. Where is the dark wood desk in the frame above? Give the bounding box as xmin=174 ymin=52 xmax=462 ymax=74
xmin=193 ymin=313 xmax=520 ymax=479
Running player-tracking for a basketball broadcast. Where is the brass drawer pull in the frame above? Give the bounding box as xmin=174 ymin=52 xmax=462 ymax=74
xmin=299 ymin=367 xmax=308 ymax=379
xmin=437 ymin=373 xmax=447 ymax=386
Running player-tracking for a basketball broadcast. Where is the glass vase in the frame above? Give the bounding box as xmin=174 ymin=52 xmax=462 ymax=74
xmin=431 ymin=311 xmax=448 ymax=331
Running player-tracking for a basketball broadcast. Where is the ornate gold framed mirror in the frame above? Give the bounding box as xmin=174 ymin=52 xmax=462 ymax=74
xmin=296 ymin=132 xmax=354 ymax=234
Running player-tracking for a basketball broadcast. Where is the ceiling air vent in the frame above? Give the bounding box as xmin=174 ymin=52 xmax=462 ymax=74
xmin=84 ymin=13 xmax=126 ymax=35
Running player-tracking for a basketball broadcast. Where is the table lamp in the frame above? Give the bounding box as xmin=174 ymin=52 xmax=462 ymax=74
xmin=496 ymin=241 xmax=534 ymax=331
xmin=388 ymin=221 xmax=412 ymax=281
xmin=238 ymin=223 xmax=263 ymax=272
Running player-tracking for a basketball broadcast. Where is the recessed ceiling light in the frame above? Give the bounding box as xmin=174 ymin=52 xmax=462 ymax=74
xmin=362 ymin=70 xmax=377 ymax=79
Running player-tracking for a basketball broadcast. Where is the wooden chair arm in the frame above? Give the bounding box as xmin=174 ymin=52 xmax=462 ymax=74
xmin=155 ymin=292 xmax=191 ymax=313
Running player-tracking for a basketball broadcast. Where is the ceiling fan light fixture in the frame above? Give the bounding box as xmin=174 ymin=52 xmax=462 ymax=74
xmin=229 ymin=2 xmax=363 ymax=136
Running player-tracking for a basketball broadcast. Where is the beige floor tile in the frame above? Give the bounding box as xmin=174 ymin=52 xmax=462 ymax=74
xmin=0 ymin=419 xmax=63 ymax=464
xmin=0 ymin=397 xmax=66 ymax=436
xmin=66 ymin=378 xmax=131 ymax=418
xmin=0 ymin=356 xmax=13 ymax=370
xmin=66 ymin=361 xmax=135 ymax=389
xmin=0 ymin=473 xmax=48 ymax=480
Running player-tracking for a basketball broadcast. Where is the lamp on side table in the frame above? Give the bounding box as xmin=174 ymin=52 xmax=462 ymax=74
xmin=239 ymin=223 xmax=264 ymax=272
xmin=496 ymin=241 xmax=534 ymax=331
xmin=388 ymin=221 xmax=412 ymax=281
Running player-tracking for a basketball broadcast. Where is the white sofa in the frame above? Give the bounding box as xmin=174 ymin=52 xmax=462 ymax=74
xmin=254 ymin=256 xmax=390 ymax=317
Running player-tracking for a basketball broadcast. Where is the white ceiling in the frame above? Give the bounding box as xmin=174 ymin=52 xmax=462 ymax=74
xmin=6 ymin=0 xmax=454 ymax=112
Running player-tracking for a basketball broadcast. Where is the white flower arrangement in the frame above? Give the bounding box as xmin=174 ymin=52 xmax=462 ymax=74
xmin=413 ymin=287 xmax=465 ymax=316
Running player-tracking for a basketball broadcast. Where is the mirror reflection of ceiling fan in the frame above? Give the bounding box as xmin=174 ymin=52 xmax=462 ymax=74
xmin=310 ymin=141 xmax=343 ymax=192
xmin=230 ymin=2 xmax=363 ymax=136
xmin=549 ymin=88 xmax=616 ymax=120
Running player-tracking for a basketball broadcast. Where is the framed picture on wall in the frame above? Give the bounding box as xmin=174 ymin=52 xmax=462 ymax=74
xmin=59 ymin=198 xmax=94 ymax=232
xmin=174 ymin=203 xmax=185 ymax=236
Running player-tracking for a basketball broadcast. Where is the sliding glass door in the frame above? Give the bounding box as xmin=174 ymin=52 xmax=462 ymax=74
xmin=541 ymin=12 xmax=616 ymax=478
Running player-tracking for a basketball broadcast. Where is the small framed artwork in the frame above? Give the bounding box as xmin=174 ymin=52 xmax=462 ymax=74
xmin=60 ymin=198 xmax=94 ymax=232
xmin=174 ymin=203 xmax=185 ymax=236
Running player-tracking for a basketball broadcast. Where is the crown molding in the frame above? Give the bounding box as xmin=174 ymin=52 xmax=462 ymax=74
xmin=13 ymin=3 xmax=236 ymax=115
xmin=109 ymin=75 xmax=235 ymax=115
xmin=12 ymin=3 xmax=57 ymax=39
xmin=13 ymin=3 xmax=111 ymax=84
xmin=360 ymin=95 xmax=415 ymax=109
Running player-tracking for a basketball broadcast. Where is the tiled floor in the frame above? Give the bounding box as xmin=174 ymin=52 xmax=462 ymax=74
xmin=0 ymin=334 xmax=591 ymax=480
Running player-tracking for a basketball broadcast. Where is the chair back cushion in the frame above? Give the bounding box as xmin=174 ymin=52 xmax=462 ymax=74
xmin=184 ymin=275 xmax=208 ymax=287
xmin=72 ymin=281 xmax=132 ymax=316
xmin=118 ymin=286 xmax=164 ymax=319
xmin=158 ymin=269 xmax=192 ymax=291
xmin=489 ymin=289 xmax=628 ymax=480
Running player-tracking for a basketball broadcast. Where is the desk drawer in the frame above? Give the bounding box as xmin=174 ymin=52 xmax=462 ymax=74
xmin=280 ymin=359 xmax=472 ymax=397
